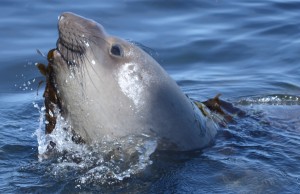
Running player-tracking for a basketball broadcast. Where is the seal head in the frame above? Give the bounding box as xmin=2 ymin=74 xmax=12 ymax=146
xmin=50 ymin=12 xmax=218 ymax=151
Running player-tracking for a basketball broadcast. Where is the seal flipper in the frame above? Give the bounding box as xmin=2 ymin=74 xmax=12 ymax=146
xmin=193 ymin=94 xmax=233 ymax=127
xmin=202 ymin=94 xmax=233 ymax=123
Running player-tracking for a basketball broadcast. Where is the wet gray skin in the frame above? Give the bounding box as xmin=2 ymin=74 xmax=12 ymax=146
xmin=51 ymin=12 xmax=218 ymax=151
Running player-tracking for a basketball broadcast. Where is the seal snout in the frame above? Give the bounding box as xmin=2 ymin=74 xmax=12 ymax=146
xmin=58 ymin=12 xmax=105 ymax=34
xmin=59 ymin=12 xmax=83 ymax=23
xmin=55 ymin=12 xmax=108 ymax=67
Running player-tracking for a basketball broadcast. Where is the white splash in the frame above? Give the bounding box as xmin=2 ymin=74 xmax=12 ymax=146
xmin=116 ymin=62 xmax=150 ymax=107
xmin=34 ymin=101 xmax=157 ymax=185
xmin=238 ymin=95 xmax=300 ymax=106
xmin=33 ymin=103 xmax=81 ymax=160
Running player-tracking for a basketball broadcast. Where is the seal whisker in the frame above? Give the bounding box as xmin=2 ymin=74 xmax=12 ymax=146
xmin=71 ymin=38 xmax=85 ymax=90
xmin=75 ymin=39 xmax=84 ymax=65
xmin=60 ymin=32 xmax=102 ymax=94
xmin=71 ymin=38 xmax=77 ymax=66
xmin=80 ymin=50 xmax=102 ymax=93
xmin=85 ymin=48 xmax=106 ymax=89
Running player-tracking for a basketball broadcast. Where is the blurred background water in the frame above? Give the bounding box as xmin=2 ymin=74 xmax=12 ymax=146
xmin=0 ymin=0 xmax=300 ymax=193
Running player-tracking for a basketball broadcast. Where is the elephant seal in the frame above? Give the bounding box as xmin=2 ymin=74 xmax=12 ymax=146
xmin=42 ymin=12 xmax=219 ymax=151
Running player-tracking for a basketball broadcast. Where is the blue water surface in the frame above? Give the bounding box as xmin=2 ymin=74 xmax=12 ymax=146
xmin=0 ymin=0 xmax=300 ymax=193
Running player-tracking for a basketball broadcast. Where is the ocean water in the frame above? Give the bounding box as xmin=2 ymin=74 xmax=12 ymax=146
xmin=1 ymin=0 xmax=300 ymax=193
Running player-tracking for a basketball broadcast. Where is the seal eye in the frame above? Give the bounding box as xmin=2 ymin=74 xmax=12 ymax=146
xmin=110 ymin=44 xmax=123 ymax=57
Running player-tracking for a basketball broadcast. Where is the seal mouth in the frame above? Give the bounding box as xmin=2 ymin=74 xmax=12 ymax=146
xmin=55 ymin=13 xmax=92 ymax=66
xmin=56 ymin=35 xmax=86 ymax=66
xmin=57 ymin=36 xmax=85 ymax=54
